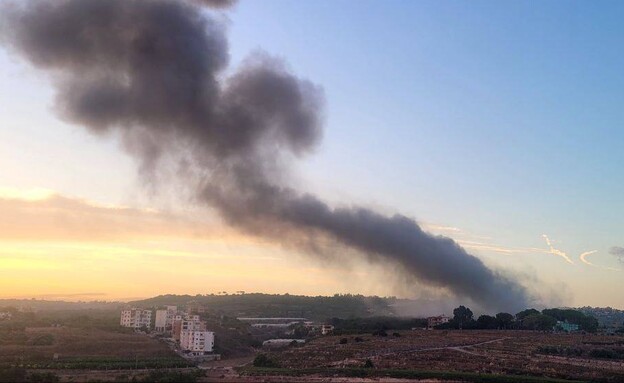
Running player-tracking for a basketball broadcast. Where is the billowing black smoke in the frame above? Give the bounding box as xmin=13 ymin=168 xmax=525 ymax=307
xmin=1 ymin=0 xmax=530 ymax=312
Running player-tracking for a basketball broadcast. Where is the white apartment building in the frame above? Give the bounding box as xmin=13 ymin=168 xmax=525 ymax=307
xmin=173 ymin=314 xmax=205 ymax=341
xmin=180 ymin=330 xmax=214 ymax=354
xmin=120 ymin=308 xmax=152 ymax=329
xmin=182 ymin=318 xmax=205 ymax=331
xmin=155 ymin=306 xmax=178 ymax=332
xmin=155 ymin=310 xmax=168 ymax=332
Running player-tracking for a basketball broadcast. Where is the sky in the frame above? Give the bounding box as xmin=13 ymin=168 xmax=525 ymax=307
xmin=0 ymin=0 xmax=622 ymax=309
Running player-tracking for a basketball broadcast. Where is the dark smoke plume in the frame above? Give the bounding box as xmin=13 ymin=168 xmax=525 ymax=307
xmin=1 ymin=0 xmax=530 ymax=312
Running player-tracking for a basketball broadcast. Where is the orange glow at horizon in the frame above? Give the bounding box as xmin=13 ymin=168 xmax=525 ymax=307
xmin=0 ymin=190 xmax=393 ymax=301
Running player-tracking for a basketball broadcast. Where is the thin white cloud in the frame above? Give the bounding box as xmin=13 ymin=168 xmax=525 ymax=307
xmin=421 ymin=223 xmax=462 ymax=234
xmin=578 ymin=250 xmax=623 ymax=272
xmin=542 ymin=234 xmax=574 ymax=265
xmin=579 ymin=250 xmax=598 ymax=266
xmin=458 ymin=240 xmax=547 ymax=255
xmin=425 ymin=223 xmax=554 ymax=257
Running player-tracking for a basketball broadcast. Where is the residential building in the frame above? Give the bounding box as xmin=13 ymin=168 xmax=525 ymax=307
xmin=180 ymin=330 xmax=215 ymax=355
xmin=427 ymin=315 xmax=450 ymax=329
xmin=155 ymin=306 xmax=178 ymax=333
xmin=187 ymin=301 xmax=207 ymax=314
xmin=120 ymin=308 xmax=152 ymax=329
xmin=173 ymin=315 xmax=205 ymax=341
xmin=556 ymin=321 xmax=580 ymax=332
xmin=321 ymin=324 xmax=334 ymax=335
xmin=155 ymin=310 xmax=168 ymax=332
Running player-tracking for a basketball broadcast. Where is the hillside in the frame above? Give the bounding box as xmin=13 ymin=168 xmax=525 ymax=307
xmin=130 ymin=293 xmax=398 ymax=320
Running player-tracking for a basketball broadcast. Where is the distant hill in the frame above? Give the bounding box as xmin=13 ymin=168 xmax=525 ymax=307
xmin=129 ymin=293 xmax=400 ymax=320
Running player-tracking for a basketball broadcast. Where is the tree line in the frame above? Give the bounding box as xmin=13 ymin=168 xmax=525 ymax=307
xmin=437 ymin=306 xmax=599 ymax=332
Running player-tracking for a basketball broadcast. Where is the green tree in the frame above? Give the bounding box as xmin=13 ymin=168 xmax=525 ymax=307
xmin=292 ymin=323 xmax=309 ymax=338
xmin=453 ymin=306 xmax=473 ymax=329
xmin=495 ymin=312 xmax=514 ymax=329
xmin=542 ymin=308 xmax=599 ymax=332
xmin=516 ymin=308 xmax=539 ymax=321
xmin=522 ymin=314 xmax=557 ymax=331
xmin=476 ymin=315 xmax=497 ymax=329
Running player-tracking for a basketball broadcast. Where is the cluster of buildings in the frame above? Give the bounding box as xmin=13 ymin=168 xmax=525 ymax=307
xmin=120 ymin=305 xmax=215 ymax=356
xmin=0 ymin=311 xmax=12 ymax=321
xmin=237 ymin=317 xmax=311 ymax=329
xmin=237 ymin=317 xmax=335 ymax=336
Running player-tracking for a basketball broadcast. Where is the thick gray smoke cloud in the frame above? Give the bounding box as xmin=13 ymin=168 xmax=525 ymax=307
xmin=1 ymin=0 xmax=530 ymax=312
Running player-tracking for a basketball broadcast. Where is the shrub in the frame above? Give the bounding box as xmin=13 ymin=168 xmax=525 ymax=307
xmin=537 ymin=346 xmax=560 ymax=355
xmin=589 ymin=349 xmax=618 ymax=359
xmin=29 ymin=372 xmax=60 ymax=383
xmin=0 ymin=367 xmax=27 ymax=383
xmin=253 ymin=354 xmax=280 ymax=368
xmin=364 ymin=359 xmax=374 ymax=368
xmin=339 ymin=338 xmax=348 ymax=344
xmin=31 ymin=334 xmax=54 ymax=346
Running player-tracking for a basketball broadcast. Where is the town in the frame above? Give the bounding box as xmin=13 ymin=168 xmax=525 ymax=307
xmin=118 ymin=303 xmax=339 ymax=359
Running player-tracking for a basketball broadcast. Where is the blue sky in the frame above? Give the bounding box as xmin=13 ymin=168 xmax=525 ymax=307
xmin=0 ymin=0 xmax=622 ymax=307
xmin=229 ymin=1 xmax=624 ymax=253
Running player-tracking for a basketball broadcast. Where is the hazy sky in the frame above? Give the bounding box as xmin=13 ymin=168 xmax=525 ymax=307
xmin=0 ymin=0 xmax=622 ymax=309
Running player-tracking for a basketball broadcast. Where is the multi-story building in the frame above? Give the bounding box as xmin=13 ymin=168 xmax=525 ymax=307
xmin=120 ymin=308 xmax=152 ymax=329
xmin=557 ymin=321 xmax=580 ymax=332
xmin=155 ymin=306 xmax=178 ymax=333
xmin=173 ymin=314 xmax=205 ymax=341
xmin=187 ymin=301 xmax=207 ymax=315
xmin=180 ymin=330 xmax=215 ymax=355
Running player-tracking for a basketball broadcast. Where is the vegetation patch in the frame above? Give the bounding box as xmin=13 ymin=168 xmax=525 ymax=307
xmin=240 ymin=367 xmax=584 ymax=383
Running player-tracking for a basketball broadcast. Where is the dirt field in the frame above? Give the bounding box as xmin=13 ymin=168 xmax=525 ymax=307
xmin=0 ymin=326 xmax=176 ymax=362
xmin=251 ymin=330 xmax=624 ymax=382
xmin=5 ymin=329 xmax=624 ymax=382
